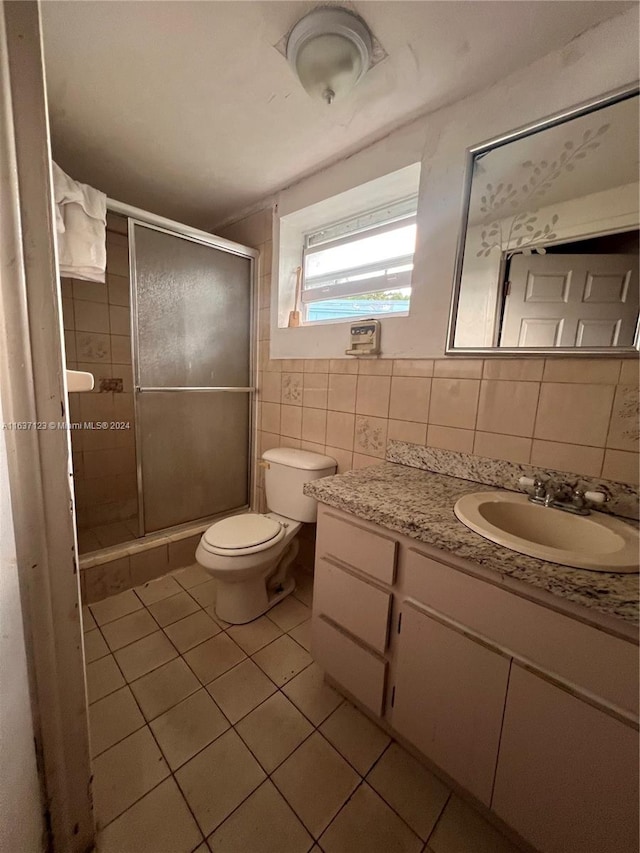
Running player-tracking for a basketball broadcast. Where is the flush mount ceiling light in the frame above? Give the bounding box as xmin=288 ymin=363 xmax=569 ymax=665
xmin=286 ymin=7 xmax=373 ymax=105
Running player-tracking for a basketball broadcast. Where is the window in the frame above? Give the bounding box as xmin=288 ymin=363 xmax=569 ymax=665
xmin=301 ymin=196 xmax=417 ymax=323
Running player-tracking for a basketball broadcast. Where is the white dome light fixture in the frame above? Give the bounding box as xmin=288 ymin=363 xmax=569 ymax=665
xmin=286 ymin=7 xmax=373 ymax=105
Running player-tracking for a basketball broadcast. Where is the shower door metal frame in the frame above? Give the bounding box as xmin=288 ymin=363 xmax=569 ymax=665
xmin=106 ymin=199 xmax=259 ymax=539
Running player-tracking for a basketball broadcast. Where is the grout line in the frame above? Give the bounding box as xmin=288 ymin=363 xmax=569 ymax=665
xmin=424 ymin=790 xmax=452 ymax=847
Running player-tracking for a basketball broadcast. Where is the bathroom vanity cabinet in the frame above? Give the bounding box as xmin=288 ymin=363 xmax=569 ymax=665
xmin=311 ymin=503 xmax=639 ymax=853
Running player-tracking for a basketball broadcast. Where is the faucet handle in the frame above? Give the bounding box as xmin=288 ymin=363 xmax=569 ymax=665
xmin=532 ymin=475 xmax=548 ymax=499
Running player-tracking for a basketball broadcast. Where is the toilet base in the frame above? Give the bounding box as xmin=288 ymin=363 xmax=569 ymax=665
xmin=213 ymin=540 xmax=299 ymax=624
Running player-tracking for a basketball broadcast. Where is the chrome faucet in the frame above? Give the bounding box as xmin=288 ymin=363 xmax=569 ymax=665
xmin=521 ymin=475 xmax=607 ymax=516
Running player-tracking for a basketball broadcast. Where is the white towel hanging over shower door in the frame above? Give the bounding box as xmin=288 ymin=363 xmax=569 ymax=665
xmin=52 ymin=161 xmax=107 ymax=282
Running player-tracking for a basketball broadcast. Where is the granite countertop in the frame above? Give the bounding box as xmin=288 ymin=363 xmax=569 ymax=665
xmin=305 ymin=462 xmax=640 ymax=627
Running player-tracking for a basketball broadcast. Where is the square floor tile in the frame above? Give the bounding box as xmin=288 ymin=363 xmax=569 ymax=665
xmin=98 ymin=777 xmax=203 ymax=853
xmin=320 ymin=702 xmax=390 ymax=775
xmin=188 ymin=579 xmax=218 ymax=607
xmin=292 ymin=567 xmax=314 ymax=607
xmin=319 ymin=783 xmax=422 ymax=853
xmin=208 ymin=780 xmax=312 ymax=853
xmin=82 ymin=604 xmax=97 ymax=633
xmin=429 ymin=795 xmax=521 ymax=853
xmin=90 ymin=589 xmax=143 ymax=626
xmin=114 ymin=631 xmax=177 ymax=682
xmin=207 ymin=659 xmax=276 ymax=724
xmin=130 ymin=657 xmax=200 ymax=721
xmin=282 ymin=662 xmax=342 ymax=726
xmin=204 ymin=603 xmax=232 ymax=629
xmin=148 ymin=591 xmax=200 ymax=627
xmin=176 ymin=729 xmax=266 ymax=837
xmin=84 ymin=629 xmax=109 ymax=663
xmin=226 ymin=615 xmax=282 ymax=655
xmin=272 ymin=732 xmax=359 ymax=838
xmin=172 ymin=563 xmax=211 ymax=589
xmin=252 ymin=635 xmax=312 ymax=686
xmin=288 ymin=619 xmax=311 ymax=651
xmin=150 ymin=688 xmax=229 ymax=771
xmin=236 ymin=692 xmax=313 ymax=773
xmin=89 ymin=686 xmax=145 ymax=757
xmin=101 ymin=609 xmax=158 ymax=652
xmin=86 ymin=655 xmax=125 ymax=703
xmin=164 ymin=610 xmax=221 ymax=653
xmin=367 ymin=743 xmax=450 ymax=840
xmin=135 ymin=574 xmax=182 ymax=605
xmin=184 ymin=633 xmax=246 ymax=684
xmin=93 ymin=727 xmax=169 ymax=828
xmin=266 ymin=596 xmax=311 ymax=632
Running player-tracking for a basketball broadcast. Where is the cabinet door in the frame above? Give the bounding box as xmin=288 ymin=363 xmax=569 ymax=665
xmin=391 ymin=602 xmax=510 ymax=805
xmin=493 ymin=663 xmax=639 ymax=853
xmin=314 ymin=557 xmax=392 ymax=653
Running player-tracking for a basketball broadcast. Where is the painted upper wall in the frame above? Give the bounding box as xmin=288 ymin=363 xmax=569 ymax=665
xmin=268 ymin=6 xmax=639 ymax=360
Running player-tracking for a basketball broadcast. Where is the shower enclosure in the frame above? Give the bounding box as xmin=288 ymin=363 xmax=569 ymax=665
xmin=67 ymin=206 xmax=257 ymax=552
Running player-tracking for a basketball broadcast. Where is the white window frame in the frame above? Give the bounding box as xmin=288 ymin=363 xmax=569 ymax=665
xmin=300 ymin=196 xmax=417 ymax=323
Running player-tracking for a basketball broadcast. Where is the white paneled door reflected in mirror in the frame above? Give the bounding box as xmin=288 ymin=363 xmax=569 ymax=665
xmin=448 ymin=85 xmax=639 ymax=354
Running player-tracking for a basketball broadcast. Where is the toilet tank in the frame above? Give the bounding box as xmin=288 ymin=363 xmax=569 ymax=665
xmin=262 ymin=448 xmax=336 ymax=523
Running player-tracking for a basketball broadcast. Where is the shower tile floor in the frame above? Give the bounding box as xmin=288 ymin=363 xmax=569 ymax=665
xmin=78 ymin=518 xmax=139 ymax=553
xmin=84 ymin=564 xmax=523 ymax=853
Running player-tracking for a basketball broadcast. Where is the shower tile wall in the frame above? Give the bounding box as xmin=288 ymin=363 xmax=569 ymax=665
xmin=63 ymin=220 xmax=138 ymax=552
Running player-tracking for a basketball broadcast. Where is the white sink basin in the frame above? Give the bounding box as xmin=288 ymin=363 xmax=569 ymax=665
xmin=454 ymin=491 xmax=639 ymax=573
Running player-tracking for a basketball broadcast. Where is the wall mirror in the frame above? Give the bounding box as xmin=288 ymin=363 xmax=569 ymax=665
xmin=447 ymin=85 xmax=639 ymax=354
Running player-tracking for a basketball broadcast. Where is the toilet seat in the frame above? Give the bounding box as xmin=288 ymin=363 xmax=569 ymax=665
xmin=201 ymin=513 xmax=286 ymax=557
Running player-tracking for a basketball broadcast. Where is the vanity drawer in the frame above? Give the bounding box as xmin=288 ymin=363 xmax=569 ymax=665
xmin=317 ymin=508 xmax=397 ymax=585
xmin=404 ymin=547 xmax=639 ymax=717
xmin=312 ymin=614 xmax=387 ymax=716
xmin=314 ymin=557 xmax=392 ymax=653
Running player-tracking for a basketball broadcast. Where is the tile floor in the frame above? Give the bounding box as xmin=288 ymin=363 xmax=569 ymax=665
xmin=83 ymin=563 xmax=523 ymax=853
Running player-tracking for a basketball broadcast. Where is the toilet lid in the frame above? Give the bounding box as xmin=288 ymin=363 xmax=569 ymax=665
xmin=203 ymin=513 xmax=283 ymax=551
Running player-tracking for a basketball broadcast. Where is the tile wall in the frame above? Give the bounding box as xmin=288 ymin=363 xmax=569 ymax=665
xmin=62 ymin=221 xmax=137 ymax=542
xmin=218 ymin=208 xmax=640 ymax=530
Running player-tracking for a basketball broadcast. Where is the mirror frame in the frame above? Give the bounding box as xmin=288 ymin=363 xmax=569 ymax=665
xmin=446 ymin=82 xmax=640 ymax=357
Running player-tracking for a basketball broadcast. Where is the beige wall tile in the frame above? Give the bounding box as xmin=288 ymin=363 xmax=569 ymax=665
xmin=328 ymin=374 xmax=357 ymax=413
xmin=106 ymin=243 xmax=129 ymax=277
xmin=428 ymin=378 xmax=480 ymax=430
xmin=62 ymin=297 xmax=75 ymax=330
xmin=433 ymin=359 xmax=483 ymax=379
xmin=352 ymin=453 xmax=381 ymax=469
xmin=302 ymin=373 xmax=329 ymax=409
xmin=130 ymin=545 xmax=170 ymax=586
xmin=619 ymin=359 xmax=639 ymax=386
xmin=300 ymin=440 xmax=324 ymax=453
xmin=389 ymin=377 xmax=431 ymax=423
xmin=482 ymin=359 xmax=544 ymax=381
xmin=301 ymin=408 xmax=327 ymax=445
xmin=355 ymin=375 xmax=391 ymax=418
xmin=73 ymin=279 xmax=108 ymax=303
xmin=108 ymin=275 xmax=129 ymax=307
xmin=260 ymin=371 xmax=281 ymax=404
xmin=168 ymin=535 xmax=201 ymax=570
xmin=281 ymin=405 xmax=302 ymax=439
xmin=473 ymin=432 xmax=532 ymax=464
xmin=426 ymin=425 xmax=474 ymax=453
xmin=260 ymin=275 xmax=271 ymax=310
xmin=542 ymin=359 xmax=621 ymax=384
xmin=260 ymin=432 xmax=281 ymax=454
xmin=392 ymin=360 xmax=434 ymax=377
xmin=601 ymin=449 xmax=639 ymax=484
xmin=77 ymin=332 xmax=111 ymax=363
xmin=326 ymin=411 xmax=355 ymax=451
xmin=358 ymin=360 xmax=392 ymax=375
xmin=258 ymin=308 xmax=270 ymax=341
xmin=280 ymin=359 xmax=304 ymax=372
xmin=280 ymin=437 xmax=302 ymax=449
xmin=324 ymin=446 xmax=353 ymax=474
xmin=304 ymin=360 xmax=330 ymax=373
xmin=534 ymin=383 xmax=615 ymax=447
xmin=606 ymin=385 xmax=639 ymax=452
xmin=281 ymin=373 xmax=303 ymax=405
xmin=83 ymin=557 xmax=131 ymax=603
xmin=530 ymin=440 xmax=604 ymax=478
xmin=109 ymin=305 xmax=130 ymax=336
xmin=354 ymin=416 xmax=388 ymax=458
xmin=329 ymin=359 xmax=358 ymax=374
xmin=387 ymin=419 xmax=427 ymax=445
xmin=261 ymin=402 xmax=281 ymax=434
xmin=111 ymin=335 xmax=132 ymax=365
xmin=476 ymin=380 xmax=540 ymax=437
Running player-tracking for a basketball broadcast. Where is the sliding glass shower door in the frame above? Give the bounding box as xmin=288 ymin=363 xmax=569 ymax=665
xmin=130 ymin=221 xmax=254 ymax=534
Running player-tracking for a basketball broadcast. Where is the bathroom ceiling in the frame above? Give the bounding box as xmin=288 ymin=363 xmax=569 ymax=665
xmin=41 ymin=1 xmax=633 ymax=231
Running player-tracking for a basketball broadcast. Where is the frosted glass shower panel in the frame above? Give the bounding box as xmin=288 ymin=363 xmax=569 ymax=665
xmin=133 ymin=225 xmax=252 ymax=388
xmin=138 ymin=391 xmax=250 ymax=532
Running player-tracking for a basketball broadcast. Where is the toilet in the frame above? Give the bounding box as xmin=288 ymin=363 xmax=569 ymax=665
xmin=195 ymin=447 xmax=336 ymax=624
